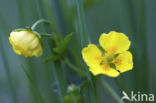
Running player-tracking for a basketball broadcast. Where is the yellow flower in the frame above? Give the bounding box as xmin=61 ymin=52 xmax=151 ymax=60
xmin=82 ymin=31 xmax=133 ymax=77
xmin=9 ymin=30 xmax=43 ymax=57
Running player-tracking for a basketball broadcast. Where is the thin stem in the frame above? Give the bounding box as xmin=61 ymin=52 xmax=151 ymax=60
xmin=22 ymin=67 xmax=45 ymax=103
xmin=113 ymin=79 xmax=137 ymax=103
xmin=75 ymin=0 xmax=88 ymax=47
xmin=31 ymin=19 xmax=49 ymax=30
xmin=53 ymin=61 xmax=68 ymax=103
xmin=75 ymin=0 xmax=91 ymax=80
xmin=31 ymin=19 xmax=58 ymax=34
xmin=139 ymin=0 xmax=149 ymax=92
xmin=113 ymin=79 xmax=125 ymax=91
xmin=42 ymin=0 xmax=56 ymax=24
xmin=100 ymin=78 xmax=123 ymax=103
xmin=64 ymin=58 xmax=86 ymax=77
xmin=75 ymin=0 xmax=97 ymax=103
xmin=113 ymin=78 xmax=131 ymax=98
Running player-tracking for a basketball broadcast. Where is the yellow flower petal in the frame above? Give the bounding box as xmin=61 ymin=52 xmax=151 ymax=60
xmin=99 ymin=31 xmax=130 ymax=55
xmin=89 ymin=64 xmax=119 ymax=77
xmin=82 ymin=44 xmax=102 ymax=67
xmin=9 ymin=30 xmax=42 ymax=57
xmin=113 ymin=51 xmax=133 ymax=73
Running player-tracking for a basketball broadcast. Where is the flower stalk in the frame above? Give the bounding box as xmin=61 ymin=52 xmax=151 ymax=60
xmin=53 ymin=61 xmax=68 ymax=103
xmin=31 ymin=19 xmax=58 ymax=34
xmin=64 ymin=58 xmax=86 ymax=77
xmin=99 ymin=77 xmax=123 ymax=103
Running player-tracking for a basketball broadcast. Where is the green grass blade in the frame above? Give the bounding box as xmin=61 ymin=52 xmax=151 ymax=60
xmin=75 ymin=0 xmax=89 ymax=47
xmin=75 ymin=0 xmax=97 ymax=103
xmin=53 ymin=61 xmax=68 ymax=103
xmin=22 ymin=67 xmax=45 ymax=103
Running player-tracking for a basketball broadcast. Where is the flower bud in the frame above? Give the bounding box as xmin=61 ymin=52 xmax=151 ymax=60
xmin=9 ymin=30 xmax=42 ymax=57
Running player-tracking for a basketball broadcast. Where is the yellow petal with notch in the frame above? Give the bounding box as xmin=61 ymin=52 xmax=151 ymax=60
xmin=113 ymin=51 xmax=133 ymax=73
xmin=99 ymin=31 xmax=130 ymax=55
xmin=89 ymin=64 xmax=119 ymax=77
xmin=82 ymin=44 xmax=102 ymax=67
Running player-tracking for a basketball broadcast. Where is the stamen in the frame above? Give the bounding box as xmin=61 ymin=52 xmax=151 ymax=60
xmin=100 ymin=60 xmax=105 ymax=65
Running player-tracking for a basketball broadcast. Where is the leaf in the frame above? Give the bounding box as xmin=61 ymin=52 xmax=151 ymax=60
xmin=53 ymin=33 xmax=73 ymax=55
xmin=43 ymin=55 xmax=61 ymax=63
xmin=43 ymin=33 xmax=73 ymax=64
xmin=51 ymin=35 xmax=61 ymax=46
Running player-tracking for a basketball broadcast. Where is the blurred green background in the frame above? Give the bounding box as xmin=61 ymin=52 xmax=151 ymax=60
xmin=0 ymin=0 xmax=156 ymax=103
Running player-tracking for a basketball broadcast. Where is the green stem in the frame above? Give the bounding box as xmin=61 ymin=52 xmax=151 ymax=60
xmin=75 ymin=0 xmax=91 ymax=79
xmin=75 ymin=0 xmax=88 ymax=47
xmin=75 ymin=0 xmax=97 ymax=103
xmin=64 ymin=58 xmax=86 ymax=77
xmin=53 ymin=61 xmax=68 ymax=103
xmin=113 ymin=79 xmax=137 ymax=103
xmin=31 ymin=19 xmax=58 ymax=34
xmin=23 ymin=67 xmax=45 ymax=103
xmin=113 ymin=78 xmax=131 ymax=98
xmin=139 ymin=0 xmax=149 ymax=93
xmin=100 ymin=78 xmax=122 ymax=103
xmin=113 ymin=79 xmax=125 ymax=92
xmin=31 ymin=19 xmax=50 ymax=30
xmin=42 ymin=0 xmax=56 ymax=24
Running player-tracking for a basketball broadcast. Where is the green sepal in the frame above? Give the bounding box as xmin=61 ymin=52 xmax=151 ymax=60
xmin=114 ymin=53 xmax=119 ymax=58
xmin=12 ymin=27 xmax=42 ymax=38
xmin=26 ymin=26 xmax=33 ymax=31
xmin=33 ymin=31 xmax=41 ymax=38
xmin=12 ymin=28 xmax=27 ymax=32
xmin=110 ymin=63 xmax=116 ymax=69
xmin=98 ymin=45 xmax=106 ymax=56
xmin=12 ymin=26 xmax=32 ymax=32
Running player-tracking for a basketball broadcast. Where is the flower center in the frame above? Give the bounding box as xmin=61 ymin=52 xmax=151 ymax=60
xmin=98 ymin=46 xmax=119 ymax=71
xmin=99 ymin=52 xmax=119 ymax=71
